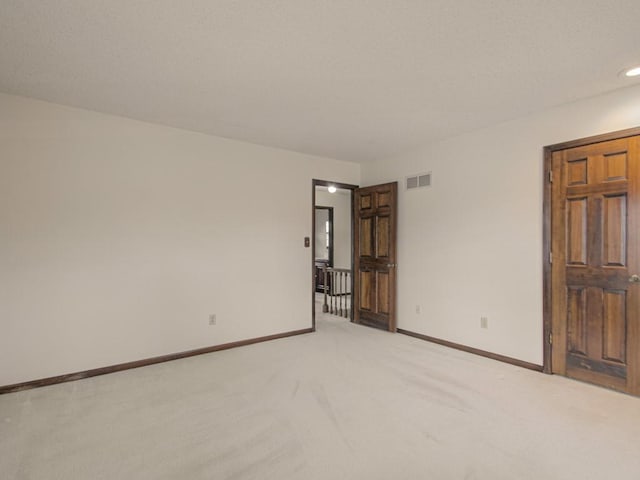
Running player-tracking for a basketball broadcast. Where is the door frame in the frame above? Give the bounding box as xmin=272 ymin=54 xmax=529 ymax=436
xmin=312 ymin=179 xmax=359 ymax=331
xmin=542 ymin=126 xmax=640 ymax=374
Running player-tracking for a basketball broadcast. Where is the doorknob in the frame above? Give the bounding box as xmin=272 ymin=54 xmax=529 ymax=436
xmin=386 ymin=263 xmax=397 ymax=268
xmin=630 ymin=274 xmax=640 ymax=284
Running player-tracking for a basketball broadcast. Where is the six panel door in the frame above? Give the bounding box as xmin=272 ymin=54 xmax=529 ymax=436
xmin=550 ymin=136 xmax=640 ymax=394
xmin=353 ymin=182 xmax=398 ymax=332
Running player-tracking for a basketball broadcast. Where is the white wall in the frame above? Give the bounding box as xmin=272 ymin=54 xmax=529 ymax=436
xmin=315 ymin=189 xmax=352 ymax=269
xmin=0 ymin=93 xmax=360 ymax=386
xmin=361 ymin=84 xmax=640 ymax=365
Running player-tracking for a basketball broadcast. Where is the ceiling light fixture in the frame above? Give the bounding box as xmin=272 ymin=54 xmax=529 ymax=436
xmin=328 ymin=186 xmax=337 ymax=193
xmin=623 ymin=66 xmax=640 ymax=77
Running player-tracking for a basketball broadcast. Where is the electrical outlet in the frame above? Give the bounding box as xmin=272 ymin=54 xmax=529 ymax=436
xmin=209 ymin=314 xmax=216 ymax=325
xmin=415 ymin=305 xmax=421 ymax=314
xmin=480 ymin=316 xmax=488 ymax=329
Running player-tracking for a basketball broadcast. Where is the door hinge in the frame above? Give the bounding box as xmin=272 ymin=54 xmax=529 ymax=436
xmin=548 ymin=171 xmax=553 ymax=183
xmin=549 ymin=332 xmax=553 ymax=345
xmin=549 ymin=251 xmax=553 ymax=264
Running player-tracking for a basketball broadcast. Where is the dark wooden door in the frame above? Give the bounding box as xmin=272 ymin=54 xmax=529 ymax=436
xmin=550 ymin=135 xmax=640 ymax=394
xmin=353 ymin=182 xmax=397 ymax=331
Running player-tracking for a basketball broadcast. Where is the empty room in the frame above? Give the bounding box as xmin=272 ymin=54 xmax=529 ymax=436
xmin=2 ymin=2 xmax=640 ymax=479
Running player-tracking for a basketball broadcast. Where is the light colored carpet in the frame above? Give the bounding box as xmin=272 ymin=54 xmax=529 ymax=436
xmin=1 ymin=312 xmax=639 ymax=479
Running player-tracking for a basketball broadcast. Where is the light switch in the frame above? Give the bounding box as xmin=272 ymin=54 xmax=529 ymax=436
xmin=304 ymin=237 xmax=310 ymax=247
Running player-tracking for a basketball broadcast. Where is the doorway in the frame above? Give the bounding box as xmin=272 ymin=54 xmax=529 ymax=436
xmin=312 ymin=180 xmax=399 ymax=333
xmin=544 ymin=127 xmax=640 ymax=395
xmin=312 ymin=180 xmax=357 ymax=330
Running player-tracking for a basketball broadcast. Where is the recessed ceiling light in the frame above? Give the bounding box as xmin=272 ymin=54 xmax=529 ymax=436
xmin=623 ymin=66 xmax=640 ymax=77
xmin=328 ymin=185 xmax=337 ymax=193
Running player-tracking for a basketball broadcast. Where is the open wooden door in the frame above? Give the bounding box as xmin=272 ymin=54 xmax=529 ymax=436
xmin=353 ymin=182 xmax=397 ymax=331
xmin=548 ymin=133 xmax=640 ymax=395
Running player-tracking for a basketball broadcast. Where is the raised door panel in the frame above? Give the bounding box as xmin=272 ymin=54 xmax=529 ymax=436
xmin=377 ymin=191 xmax=392 ymax=208
xmin=360 ymin=193 xmax=372 ymax=210
xmin=376 ymin=216 xmax=390 ymax=259
xmin=567 ymin=159 xmax=588 ymax=186
xmin=360 ymin=217 xmax=374 ymax=258
xmin=585 ymin=287 xmax=604 ymax=361
xmin=566 ymin=198 xmax=587 ymax=265
xmin=360 ymin=270 xmax=374 ymax=312
xmin=602 ymin=290 xmax=627 ymax=364
xmin=603 ymin=194 xmax=627 ymax=267
xmin=567 ymin=287 xmax=587 ymax=356
xmin=377 ymin=272 xmax=390 ymax=315
xmin=604 ymin=152 xmax=628 ymax=182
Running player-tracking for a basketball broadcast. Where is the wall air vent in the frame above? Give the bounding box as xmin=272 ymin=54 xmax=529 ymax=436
xmin=406 ymin=172 xmax=431 ymax=190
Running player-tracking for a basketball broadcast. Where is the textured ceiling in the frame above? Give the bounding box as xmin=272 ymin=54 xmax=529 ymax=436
xmin=2 ymin=1 xmax=640 ymax=163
